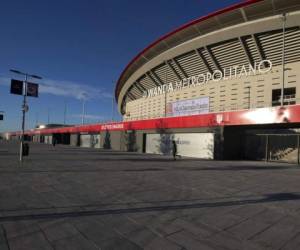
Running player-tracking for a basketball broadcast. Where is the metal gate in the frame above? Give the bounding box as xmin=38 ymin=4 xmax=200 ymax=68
xmin=244 ymin=134 xmax=300 ymax=164
xmin=268 ymin=135 xmax=299 ymax=163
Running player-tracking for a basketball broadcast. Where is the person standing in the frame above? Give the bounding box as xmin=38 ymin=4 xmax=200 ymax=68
xmin=52 ymin=137 xmax=56 ymax=147
xmin=172 ymin=140 xmax=177 ymax=160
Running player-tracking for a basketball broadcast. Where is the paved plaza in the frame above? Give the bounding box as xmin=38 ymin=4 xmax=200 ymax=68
xmin=0 ymin=141 xmax=300 ymax=249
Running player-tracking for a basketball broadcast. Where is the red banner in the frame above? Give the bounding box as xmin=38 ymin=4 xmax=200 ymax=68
xmin=9 ymin=105 xmax=300 ymax=136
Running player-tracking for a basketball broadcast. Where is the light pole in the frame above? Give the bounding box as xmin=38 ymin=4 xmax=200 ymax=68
xmin=47 ymin=108 xmax=51 ymax=124
xmin=281 ymin=13 xmax=286 ymax=106
xmin=165 ymin=69 xmax=168 ymax=117
xmin=10 ymin=69 xmax=42 ymax=162
xmin=35 ymin=112 xmax=39 ymax=127
xmin=63 ymin=100 xmax=67 ymax=125
xmin=112 ymin=82 xmax=115 ymax=122
xmin=81 ymin=98 xmax=86 ymax=125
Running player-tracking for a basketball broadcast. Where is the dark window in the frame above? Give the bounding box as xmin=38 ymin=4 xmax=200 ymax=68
xmin=272 ymin=87 xmax=296 ymax=106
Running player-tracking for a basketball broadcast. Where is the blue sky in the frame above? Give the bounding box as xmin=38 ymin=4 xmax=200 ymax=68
xmin=0 ymin=0 xmax=240 ymax=132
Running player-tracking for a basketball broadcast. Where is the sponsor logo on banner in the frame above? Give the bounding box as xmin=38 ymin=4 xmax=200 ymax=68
xmin=10 ymin=79 xmax=24 ymax=95
xmin=26 ymin=82 xmax=39 ymax=97
xmin=167 ymin=97 xmax=209 ymax=116
xmin=216 ymin=114 xmax=223 ymax=124
xmin=101 ymin=123 xmax=124 ymax=130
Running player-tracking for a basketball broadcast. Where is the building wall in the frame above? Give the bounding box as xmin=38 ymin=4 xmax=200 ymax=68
xmin=70 ymin=134 xmax=80 ymax=146
xmin=125 ymin=62 xmax=300 ymax=120
xmin=128 ymin=127 xmax=224 ymax=159
xmin=118 ymin=10 xmax=300 ymax=113
xmin=100 ymin=130 xmax=126 ymax=151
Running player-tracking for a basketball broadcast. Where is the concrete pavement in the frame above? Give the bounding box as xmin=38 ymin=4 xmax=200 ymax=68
xmin=0 ymin=141 xmax=300 ymax=249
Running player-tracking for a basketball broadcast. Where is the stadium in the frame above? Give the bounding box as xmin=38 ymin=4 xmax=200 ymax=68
xmin=4 ymin=0 xmax=300 ymax=163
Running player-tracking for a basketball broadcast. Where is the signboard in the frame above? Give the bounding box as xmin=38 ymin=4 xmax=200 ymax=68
xmin=146 ymin=133 xmax=214 ymax=159
xmin=143 ymin=60 xmax=272 ymax=98
xmin=44 ymin=135 xmax=53 ymax=144
xmin=80 ymin=134 xmax=91 ymax=148
xmin=91 ymin=134 xmax=101 ymax=148
xmin=27 ymin=82 xmax=39 ymax=97
xmin=10 ymin=79 xmax=23 ymax=95
xmin=167 ymin=97 xmax=209 ymax=116
xmin=101 ymin=123 xmax=124 ymax=130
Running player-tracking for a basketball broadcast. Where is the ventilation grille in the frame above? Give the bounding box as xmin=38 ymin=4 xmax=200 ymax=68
xmin=138 ymin=75 xmax=157 ymax=90
xmin=175 ymin=51 xmax=207 ymax=77
xmin=210 ymin=39 xmax=249 ymax=72
xmin=258 ymin=27 xmax=300 ymax=66
xmin=153 ymin=63 xmax=178 ymax=85
xmin=200 ymin=48 xmax=218 ymax=71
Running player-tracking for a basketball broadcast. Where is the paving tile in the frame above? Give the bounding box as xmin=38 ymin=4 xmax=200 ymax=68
xmin=41 ymin=221 xmax=79 ymax=242
xmin=249 ymin=208 xmax=285 ymax=225
xmin=144 ymin=236 xmax=182 ymax=250
xmin=172 ymin=218 xmax=220 ymax=238
xmin=206 ymin=231 xmax=264 ymax=250
xmin=96 ymin=236 xmax=142 ymax=250
xmin=146 ymin=215 xmax=181 ymax=236
xmin=71 ymin=217 xmax=120 ymax=243
xmin=167 ymin=230 xmax=216 ymax=250
xmin=1 ymin=142 xmax=300 ymax=250
xmin=52 ymin=234 xmax=98 ymax=250
xmin=229 ymin=204 xmax=266 ymax=219
xmin=2 ymin=221 xmax=40 ymax=240
xmin=8 ymin=231 xmax=53 ymax=250
xmin=227 ymin=218 xmax=270 ymax=240
xmin=121 ymin=227 xmax=163 ymax=248
xmin=201 ymin=213 xmax=244 ymax=230
xmin=38 ymin=218 xmax=67 ymax=230
xmin=250 ymin=216 xmax=300 ymax=249
xmin=101 ymin=215 xmax=145 ymax=237
xmin=280 ymin=232 xmax=300 ymax=250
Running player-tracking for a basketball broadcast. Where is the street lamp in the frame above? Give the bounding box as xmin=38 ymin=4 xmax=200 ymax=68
xmin=47 ymin=108 xmax=51 ymax=124
xmin=81 ymin=93 xmax=87 ymax=125
xmin=63 ymin=100 xmax=67 ymax=125
xmin=111 ymin=81 xmax=115 ymax=122
xmin=10 ymin=69 xmax=42 ymax=162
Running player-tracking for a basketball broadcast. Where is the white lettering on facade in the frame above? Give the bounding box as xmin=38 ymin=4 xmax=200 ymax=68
xmin=101 ymin=123 xmax=124 ymax=130
xmin=143 ymin=60 xmax=272 ymax=98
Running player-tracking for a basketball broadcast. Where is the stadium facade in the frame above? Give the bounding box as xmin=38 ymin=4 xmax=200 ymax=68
xmin=5 ymin=0 xmax=300 ymax=163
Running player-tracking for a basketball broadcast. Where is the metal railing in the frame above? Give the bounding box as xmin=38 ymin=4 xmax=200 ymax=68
xmin=244 ymin=134 xmax=300 ymax=164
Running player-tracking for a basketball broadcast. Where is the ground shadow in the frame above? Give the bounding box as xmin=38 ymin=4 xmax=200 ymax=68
xmin=0 ymin=192 xmax=299 ymax=222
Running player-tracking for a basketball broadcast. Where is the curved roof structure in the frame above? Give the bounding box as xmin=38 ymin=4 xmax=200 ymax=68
xmin=116 ymin=0 xmax=300 ymax=114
